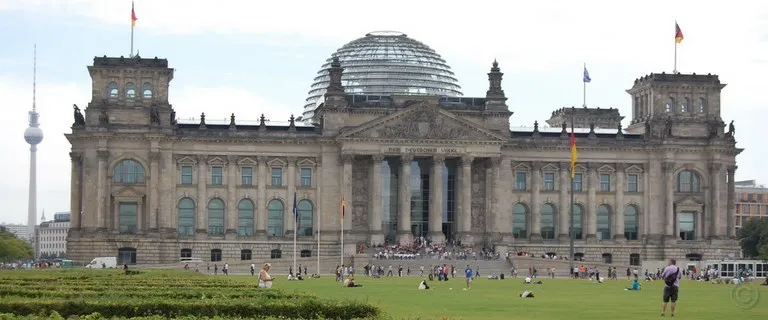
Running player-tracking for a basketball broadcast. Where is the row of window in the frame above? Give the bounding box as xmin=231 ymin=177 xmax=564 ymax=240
xmin=117 ymin=198 xmax=315 ymax=238
xmin=179 ymin=166 xmax=313 ymax=187
xmin=514 ymin=169 xmax=701 ymax=193
xmin=664 ymin=97 xmax=707 ymax=114
xmin=512 ymin=203 xmax=641 ymax=240
xmin=111 ymin=159 xmax=314 ymax=187
xmin=180 ymin=248 xmax=308 ymax=262
xmin=39 ymin=243 xmax=65 ymax=249
xmin=107 ymin=82 xmax=153 ymax=99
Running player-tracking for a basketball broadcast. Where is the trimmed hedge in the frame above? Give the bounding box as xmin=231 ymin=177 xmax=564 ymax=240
xmin=0 ymin=270 xmax=380 ymax=320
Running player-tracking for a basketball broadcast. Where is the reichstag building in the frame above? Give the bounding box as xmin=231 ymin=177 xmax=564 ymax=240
xmin=66 ymin=32 xmax=742 ymax=265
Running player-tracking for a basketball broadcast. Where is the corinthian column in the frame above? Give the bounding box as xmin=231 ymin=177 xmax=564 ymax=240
xmin=708 ymin=163 xmax=721 ymax=239
xmin=96 ymin=150 xmax=108 ymax=230
xmin=340 ymin=154 xmax=353 ymax=233
xmin=429 ymin=156 xmax=446 ymax=243
xmin=530 ymin=162 xmax=542 ymax=242
xmin=196 ymin=155 xmax=208 ymax=235
xmin=255 ymin=156 xmax=267 ymax=238
xmin=727 ymin=165 xmax=737 ymax=239
xmin=663 ymin=162 xmax=676 ymax=240
xmin=226 ymin=155 xmax=238 ymax=236
xmin=613 ymin=163 xmax=626 ymax=241
xmin=286 ymin=157 xmax=297 ymax=235
xmin=586 ymin=163 xmax=598 ymax=243
xmin=458 ymin=156 xmax=473 ymax=245
xmin=69 ymin=152 xmax=82 ymax=230
xmin=397 ymin=155 xmax=413 ymax=244
xmin=148 ymin=151 xmax=160 ymax=231
xmin=558 ymin=161 xmax=569 ymax=241
xmin=369 ymin=155 xmax=384 ymax=245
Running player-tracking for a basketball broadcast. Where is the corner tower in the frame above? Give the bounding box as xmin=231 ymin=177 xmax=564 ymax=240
xmin=625 ymin=72 xmax=726 ymax=138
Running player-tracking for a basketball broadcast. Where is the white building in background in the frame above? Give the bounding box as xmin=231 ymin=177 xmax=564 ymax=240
xmin=36 ymin=212 xmax=71 ymax=258
xmin=1 ymin=223 xmax=31 ymax=241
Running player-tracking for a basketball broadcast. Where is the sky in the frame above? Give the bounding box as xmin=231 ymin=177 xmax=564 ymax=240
xmin=0 ymin=0 xmax=766 ymax=225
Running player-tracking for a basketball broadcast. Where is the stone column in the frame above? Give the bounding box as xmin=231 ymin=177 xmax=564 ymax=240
xmin=491 ymin=158 xmax=506 ymax=241
xmin=96 ymin=150 xmax=108 ymax=230
xmin=369 ymin=155 xmax=384 ymax=245
xmin=148 ymin=151 xmax=160 ymax=231
xmin=530 ymin=162 xmax=542 ymax=242
xmin=429 ymin=156 xmax=446 ymax=243
xmin=314 ymin=159 xmax=322 ymax=239
xmin=256 ymin=156 xmax=267 ymax=237
xmin=397 ymin=155 xmax=413 ymax=244
xmin=196 ymin=155 xmax=208 ymax=234
xmin=226 ymin=155 xmax=238 ymax=236
xmin=585 ymin=163 xmax=598 ymax=242
xmin=69 ymin=152 xmax=82 ymax=230
xmin=458 ymin=156 xmax=473 ymax=245
xmin=613 ymin=163 xmax=626 ymax=241
xmin=160 ymin=152 xmax=173 ymax=230
xmin=557 ymin=161 xmax=569 ymax=241
xmin=663 ymin=162 xmax=676 ymax=239
xmin=497 ymin=157 xmax=513 ymax=241
xmin=727 ymin=165 xmax=737 ymax=239
xmin=341 ymin=154 xmax=353 ymax=233
xmin=708 ymin=163 xmax=721 ymax=239
xmin=286 ymin=157 xmax=297 ymax=235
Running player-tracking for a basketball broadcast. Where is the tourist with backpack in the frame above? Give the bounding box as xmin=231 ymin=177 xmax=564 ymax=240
xmin=660 ymin=259 xmax=682 ymax=317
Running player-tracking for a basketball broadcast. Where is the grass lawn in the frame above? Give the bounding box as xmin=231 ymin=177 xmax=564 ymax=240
xmin=237 ymin=275 xmax=767 ymax=320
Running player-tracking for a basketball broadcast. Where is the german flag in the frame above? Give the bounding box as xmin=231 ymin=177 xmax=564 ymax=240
xmin=570 ymin=130 xmax=578 ymax=178
xmin=675 ymin=22 xmax=684 ymax=44
xmin=341 ymin=196 xmax=346 ymax=219
xmin=131 ymin=2 xmax=137 ymax=27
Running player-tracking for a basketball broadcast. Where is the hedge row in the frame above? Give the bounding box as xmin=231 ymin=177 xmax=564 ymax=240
xmin=0 ymin=299 xmax=379 ymax=319
xmin=0 ymin=287 xmax=315 ymax=300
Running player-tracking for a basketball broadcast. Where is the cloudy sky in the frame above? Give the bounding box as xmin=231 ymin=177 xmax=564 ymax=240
xmin=0 ymin=0 xmax=766 ymax=225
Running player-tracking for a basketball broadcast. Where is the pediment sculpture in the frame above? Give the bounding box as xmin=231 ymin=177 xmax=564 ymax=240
xmin=373 ymin=108 xmax=487 ymax=140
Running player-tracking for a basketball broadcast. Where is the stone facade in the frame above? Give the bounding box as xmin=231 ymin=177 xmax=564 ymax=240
xmin=546 ymin=106 xmax=624 ymax=129
xmin=66 ymin=57 xmax=742 ymax=266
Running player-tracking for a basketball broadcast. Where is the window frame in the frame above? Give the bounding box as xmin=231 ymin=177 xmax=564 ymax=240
xmin=180 ymin=165 xmax=193 ymax=184
xmin=599 ymin=173 xmax=611 ymax=192
xmin=515 ymin=171 xmax=527 ymax=191
xmin=543 ymin=172 xmax=555 ymax=191
xmin=627 ymin=174 xmax=639 ymax=192
xmin=211 ymin=166 xmax=223 ymax=185
xmin=299 ymin=167 xmax=312 ymax=187
xmin=271 ymin=167 xmax=283 ymax=186
xmin=241 ymin=167 xmax=253 ymax=186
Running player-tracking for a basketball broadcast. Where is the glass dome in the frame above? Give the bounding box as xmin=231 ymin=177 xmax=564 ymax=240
xmin=302 ymin=31 xmax=463 ymax=122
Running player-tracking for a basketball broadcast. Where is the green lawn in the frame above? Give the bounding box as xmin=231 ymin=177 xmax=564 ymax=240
xmin=243 ymin=275 xmax=766 ymax=320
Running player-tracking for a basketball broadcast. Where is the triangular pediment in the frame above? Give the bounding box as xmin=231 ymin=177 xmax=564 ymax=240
xmin=297 ymin=158 xmax=317 ymax=167
xmin=574 ymin=164 xmax=587 ymax=172
xmin=207 ymin=156 xmax=227 ymax=165
xmin=598 ymin=164 xmax=615 ymax=173
xmin=513 ymin=162 xmax=532 ymax=170
xmin=676 ymin=196 xmax=704 ymax=207
xmin=626 ymin=164 xmax=644 ymax=173
xmin=175 ymin=155 xmax=197 ymax=165
xmin=237 ymin=157 xmax=258 ymax=166
xmin=268 ymin=158 xmax=286 ymax=167
xmin=541 ymin=163 xmax=560 ymax=171
xmin=337 ymin=103 xmax=507 ymax=142
xmin=112 ymin=186 xmax=144 ymax=198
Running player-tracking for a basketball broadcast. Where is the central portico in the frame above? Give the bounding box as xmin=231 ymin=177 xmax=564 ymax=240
xmin=334 ymin=100 xmax=507 ymax=246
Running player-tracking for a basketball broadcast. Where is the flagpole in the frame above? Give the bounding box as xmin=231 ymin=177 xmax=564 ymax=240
xmin=582 ymin=63 xmax=586 ymax=107
xmin=317 ymin=201 xmax=321 ymax=276
xmin=568 ymin=108 xmax=576 ymax=275
xmin=673 ymin=40 xmax=677 ymax=73
xmin=292 ymin=192 xmax=297 ymax=278
xmin=341 ymin=196 xmax=344 ymax=269
xmin=130 ymin=1 xmax=134 ymax=57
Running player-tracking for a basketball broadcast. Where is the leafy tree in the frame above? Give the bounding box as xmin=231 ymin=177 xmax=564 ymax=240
xmin=0 ymin=230 xmax=33 ymax=261
xmin=737 ymin=217 xmax=768 ymax=260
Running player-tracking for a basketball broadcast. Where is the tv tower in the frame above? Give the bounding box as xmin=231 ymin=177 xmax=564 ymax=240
xmin=24 ymin=45 xmax=43 ymax=239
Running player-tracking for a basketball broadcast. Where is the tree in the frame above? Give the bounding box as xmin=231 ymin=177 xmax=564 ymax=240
xmin=0 ymin=229 xmax=33 ymax=261
xmin=738 ymin=217 xmax=768 ymax=260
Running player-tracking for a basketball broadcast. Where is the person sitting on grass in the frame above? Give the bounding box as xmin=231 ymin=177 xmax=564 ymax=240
xmin=344 ymin=276 xmax=362 ymax=288
xmin=519 ymin=290 xmax=535 ymax=298
xmin=418 ymin=280 xmax=430 ymax=290
xmin=625 ymin=279 xmax=641 ymax=291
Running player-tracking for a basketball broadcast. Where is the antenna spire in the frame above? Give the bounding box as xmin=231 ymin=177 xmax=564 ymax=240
xmin=32 ymin=44 xmax=37 ymax=112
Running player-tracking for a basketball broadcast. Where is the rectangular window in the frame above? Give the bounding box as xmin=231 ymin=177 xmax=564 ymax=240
xmin=678 ymin=211 xmax=695 ymax=240
xmin=241 ymin=167 xmax=253 ymax=185
xmin=240 ymin=250 xmax=252 ymax=261
xmin=515 ymin=172 xmax=527 ymax=191
xmin=572 ymin=173 xmax=583 ymax=192
xmin=271 ymin=168 xmax=283 ymax=186
xmin=118 ymin=202 xmax=138 ymax=234
xmin=210 ymin=249 xmax=222 ymax=262
xmin=300 ymin=168 xmax=312 ymax=187
xmin=211 ymin=167 xmax=223 ymax=185
xmin=181 ymin=166 xmax=193 ymax=184
xmin=599 ymin=174 xmax=611 ymax=192
xmin=543 ymin=172 xmax=555 ymax=191
xmin=627 ymin=174 xmax=639 ymax=192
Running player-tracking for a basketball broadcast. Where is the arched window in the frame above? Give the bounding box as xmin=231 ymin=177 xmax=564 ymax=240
xmin=142 ymin=83 xmax=153 ymax=99
xmin=680 ymin=98 xmax=690 ymax=113
xmin=207 ymin=199 xmax=225 ymax=236
xmin=665 ymin=97 xmax=674 ymax=113
xmin=698 ymin=98 xmax=707 ymax=113
xmin=125 ymin=82 xmax=136 ymax=99
xmin=107 ymin=82 xmax=119 ymax=98
xmin=572 ymin=204 xmax=584 ymax=240
xmin=237 ymin=199 xmax=254 ymax=236
xmin=267 ymin=199 xmax=284 ymax=236
xmin=178 ymin=198 xmax=195 ymax=236
xmin=540 ymin=204 xmax=556 ymax=240
xmin=297 ymin=200 xmax=313 ymax=237
xmin=512 ymin=203 xmax=528 ymax=239
xmin=596 ymin=204 xmax=612 ymax=240
xmin=676 ymin=170 xmax=701 ymax=193
xmin=624 ymin=205 xmax=639 ymax=240
xmin=113 ymin=159 xmax=145 ymax=184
